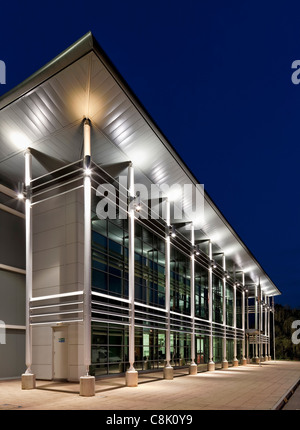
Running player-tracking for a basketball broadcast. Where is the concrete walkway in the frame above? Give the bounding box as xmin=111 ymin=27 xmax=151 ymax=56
xmin=1 ymin=361 xmax=300 ymax=410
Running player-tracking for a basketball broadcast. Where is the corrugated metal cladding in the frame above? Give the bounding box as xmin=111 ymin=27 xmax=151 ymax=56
xmin=0 ymin=34 xmax=280 ymax=296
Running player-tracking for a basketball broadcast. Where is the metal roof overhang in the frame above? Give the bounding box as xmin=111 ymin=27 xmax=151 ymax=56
xmin=0 ymin=32 xmax=281 ymax=297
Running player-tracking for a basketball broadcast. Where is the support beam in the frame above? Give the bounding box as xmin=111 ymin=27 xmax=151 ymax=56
xmin=255 ymin=284 xmax=259 ymax=363
xmin=126 ymin=162 xmax=138 ymax=387
xmin=208 ymin=240 xmax=215 ymax=371
xmin=233 ymin=280 xmax=239 ymax=367
xmin=241 ymin=273 xmax=247 ymax=365
xmin=222 ymin=255 xmax=228 ymax=369
xmin=80 ymin=118 xmax=95 ymax=396
xmin=164 ymin=198 xmax=173 ymax=380
xmin=258 ymin=284 xmax=262 ymax=366
xmin=246 ymin=288 xmax=249 ymax=363
xmin=189 ymin=223 xmax=197 ymax=375
xmin=268 ymin=297 xmax=271 ymax=360
xmin=272 ymin=297 xmax=276 ymax=361
xmin=22 ymin=148 xmax=36 ymax=390
xmin=264 ymin=294 xmax=268 ymax=361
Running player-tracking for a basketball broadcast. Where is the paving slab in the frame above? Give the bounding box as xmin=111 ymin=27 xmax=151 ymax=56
xmin=0 ymin=361 xmax=300 ymax=410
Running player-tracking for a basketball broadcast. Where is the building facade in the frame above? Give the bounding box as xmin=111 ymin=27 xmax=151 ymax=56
xmin=0 ymin=33 xmax=280 ymax=392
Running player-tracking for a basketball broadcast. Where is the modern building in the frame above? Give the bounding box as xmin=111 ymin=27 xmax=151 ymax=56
xmin=0 ymin=32 xmax=280 ymax=394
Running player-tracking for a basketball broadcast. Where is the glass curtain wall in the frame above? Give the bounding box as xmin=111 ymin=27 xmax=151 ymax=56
xmin=170 ymin=245 xmax=191 ymax=315
xmin=134 ymin=222 xmax=165 ymax=308
xmin=213 ymin=275 xmax=223 ymax=324
xmin=226 ymin=283 xmax=234 ymax=327
xmin=92 ymin=219 xmax=129 ymax=298
xmin=236 ymin=289 xmax=242 ymax=329
xmin=195 ymin=262 xmax=208 ymax=320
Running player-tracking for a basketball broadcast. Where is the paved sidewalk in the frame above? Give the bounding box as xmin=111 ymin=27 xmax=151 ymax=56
xmin=0 ymin=361 xmax=300 ymax=410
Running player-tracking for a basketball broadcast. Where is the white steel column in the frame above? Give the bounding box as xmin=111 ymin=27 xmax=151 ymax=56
xmin=264 ymin=293 xmax=268 ymax=360
xmin=222 ymin=255 xmax=228 ymax=369
xmin=246 ymin=288 xmax=249 ymax=362
xmin=241 ymin=273 xmax=247 ymax=365
xmin=255 ymin=284 xmax=259 ymax=362
xmin=22 ymin=148 xmax=36 ymax=390
xmin=80 ymin=119 xmax=95 ymax=396
xmin=268 ymin=297 xmax=271 ymax=360
xmin=258 ymin=285 xmax=262 ymax=366
xmin=233 ymin=281 xmax=238 ymax=366
xmin=189 ymin=223 xmax=197 ymax=375
xmin=126 ymin=162 xmax=138 ymax=387
xmin=272 ymin=297 xmax=276 ymax=361
xmin=208 ymin=240 xmax=215 ymax=371
xmin=164 ymin=198 xmax=173 ymax=379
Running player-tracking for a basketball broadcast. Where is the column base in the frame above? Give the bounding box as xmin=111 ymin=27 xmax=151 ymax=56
xmin=163 ymin=366 xmax=174 ymax=380
xmin=21 ymin=373 xmax=36 ymax=390
xmin=268 ymin=356 xmax=272 ymax=361
xmin=126 ymin=370 xmax=138 ymax=387
xmin=233 ymin=359 xmax=239 ymax=367
xmin=255 ymin=357 xmax=260 ymax=364
xmin=222 ymin=360 xmax=229 ymax=369
xmin=80 ymin=376 xmax=95 ymax=396
xmin=241 ymin=358 xmax=247 ymax=366
xmin=207 ymin=361 xmax=215 ymax=371
xmin=189 ymin=363 xmax=198 ymax=375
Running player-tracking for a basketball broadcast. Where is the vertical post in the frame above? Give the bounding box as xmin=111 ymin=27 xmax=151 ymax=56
xmin=258 ymin=284 xmax=262 ymax=367
xmin=189 ymin=223 xmax=197 ymax=375
xmin=233 ymin=280 xmax=238 ymax=366
xmin=222 ymin=255 xmax=228 ymax=369
xmin=246 ymin=288 xmax=249 ymax=362
xmin=241 ymin=273 xmax=247 ymax=365
xmin=255 ymin=284 xmax=259 ymax=363
xmin=208 ymin=240 xmax=215 ymax=371
xmin=80 ymin=118 xmax=95 ymax=396
xmin=126 ymin=162 xmax=138 ymax=387
xmin=22 ymin=148 xmax=36 ymax=390
xmin=268 ymin=297 xmax=271 ymax=360
xmin=264 ymin=293 xmax=267 ymax=361
xmin=272 ymin=297 xmax=276 ymax=362
xmin=164 ymin=198 xmax=173 ymax=380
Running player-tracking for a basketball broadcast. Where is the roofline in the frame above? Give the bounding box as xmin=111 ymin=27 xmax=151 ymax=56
xmin=0 ymin=32 xmax=94 ymax=110
xmin=0 ymin=32 xmax=281 ymax=295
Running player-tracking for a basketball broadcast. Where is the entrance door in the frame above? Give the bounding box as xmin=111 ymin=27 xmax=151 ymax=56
xmin=53 ymin=326 xmax=68 ymax=380
xmin=196 ymin=337 xmax=205 ymax=364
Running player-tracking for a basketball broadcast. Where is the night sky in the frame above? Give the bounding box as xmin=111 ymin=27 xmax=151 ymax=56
xmin=0 ymin=1 xmax=299 ymax=307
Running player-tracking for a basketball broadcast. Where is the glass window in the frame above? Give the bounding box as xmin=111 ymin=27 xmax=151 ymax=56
xmin=213 ymin=275 xmax=223 ymax=324
xmin=195 ymin=263 xmax=208 ymax=320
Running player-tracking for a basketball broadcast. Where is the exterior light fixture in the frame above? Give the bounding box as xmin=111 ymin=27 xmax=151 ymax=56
xmin=194 ymin=245 xmax=200 ymax=256
xmin=169 ymin=225 xmax=176 ymax=238
xmin=211 ymin=259 xmax=217 ymax=269
xmin=224 ymin=270 xmax=230 ymax=279
xmin=134 ymin=192 xmax=142 ymax=212
xmin=17 ymin=182 xmax=24 ymax=200
xmin=84 ymin=153 xmax=92 ymax=176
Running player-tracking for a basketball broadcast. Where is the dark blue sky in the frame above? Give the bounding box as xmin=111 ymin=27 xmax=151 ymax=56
xmin=0 ymin=1 xmax=299 ymax=307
